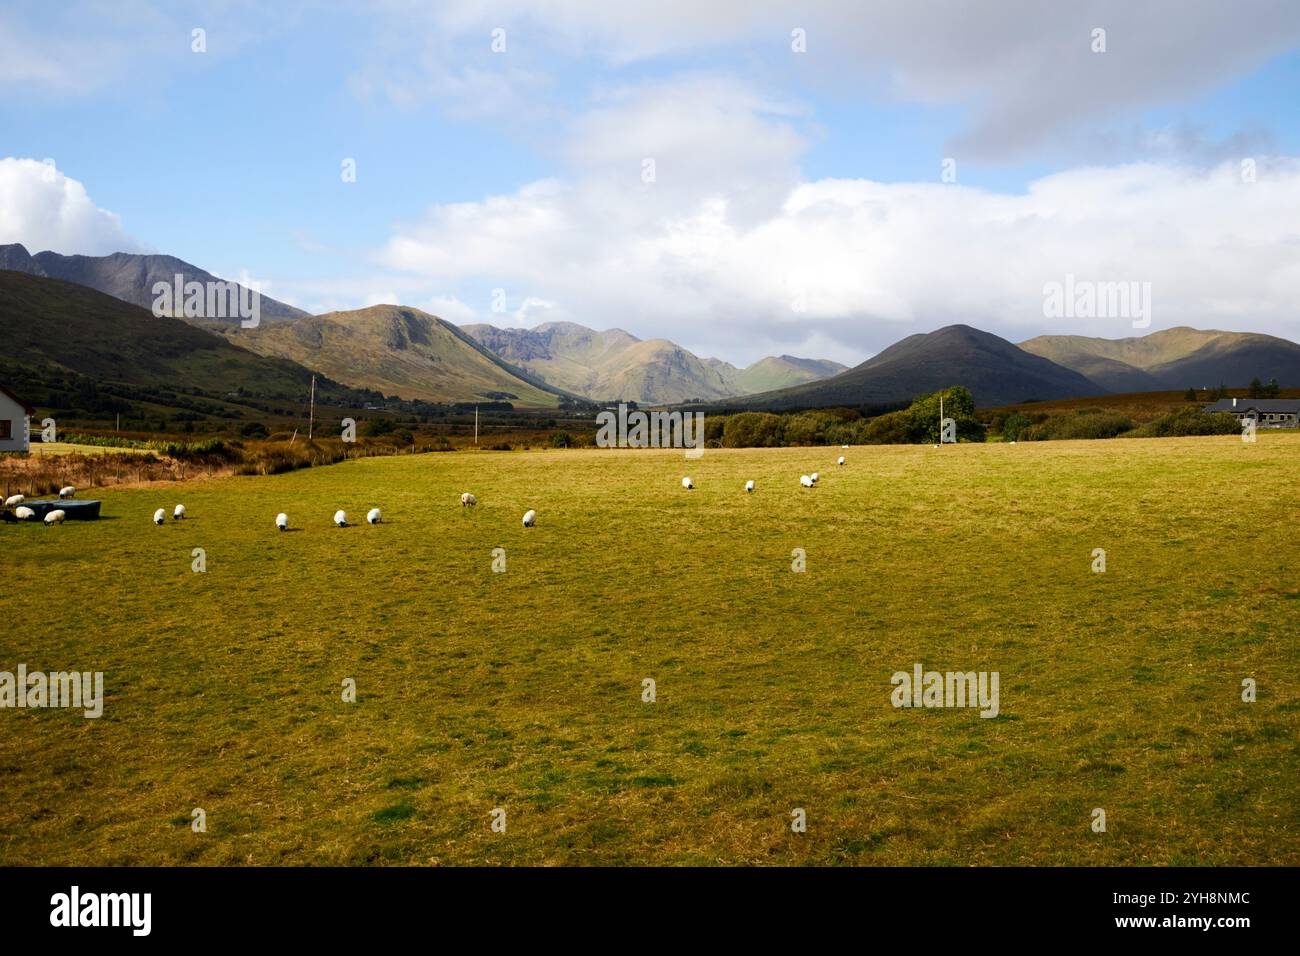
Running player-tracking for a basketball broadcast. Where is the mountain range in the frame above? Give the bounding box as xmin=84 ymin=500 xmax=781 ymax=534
xmin=0 ymin=245 xmax=847 ymax=405
xmin=1019 ymin=328 xmax=1300 ymax=392
xmin=218 ymin=305 xmax=573 ymax=407
xmin=714 ymin=325 xmax=1104 ymax=410
xmin=462 ymin=321 xmax=846 ymax=404
xmin=0 ymin=243 xmax=307 ymax=324
xmin=5 ymin=244 xmax=1300 ymax=414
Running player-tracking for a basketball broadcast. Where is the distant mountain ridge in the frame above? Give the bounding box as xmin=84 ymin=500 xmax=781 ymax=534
xmin=461 ymin=320 xmax=846 ymax=404
xmin=220 ymin=305 xmax=575 ymax=407
xmin=710 ymin=325 xmax=1105 ymax=410
xmin=1019 ymin=327 xmax=1300 ymax=391
xmin=0 ymin=243 xmax=307 ymax=324
xmin=8 ymin=242 xmax=1299 ymax=411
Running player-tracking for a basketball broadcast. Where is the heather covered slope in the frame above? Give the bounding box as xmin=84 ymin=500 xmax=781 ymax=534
xmin=463 ymin=320 xmax=845 ymax=403
xmin=1021 ymin=327 xmax=1300 ymax=390
xmin=717 ymin=325 xmax=1105 ymax=410
xmin=224 ymin=305 xmax=572 ymax=407
xmin=0 ymin=269 xmax=359 ymax=415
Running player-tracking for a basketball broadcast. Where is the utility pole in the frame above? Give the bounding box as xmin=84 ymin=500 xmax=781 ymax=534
xmin=308 ymin=375 xmax=316 ymax=440
xmin=474 ymin=405 xmax=479 ymax=446
xmin=939 ymin=395 xmax=944 ymax=444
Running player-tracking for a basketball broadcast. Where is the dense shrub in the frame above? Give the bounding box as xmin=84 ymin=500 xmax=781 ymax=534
xmin=721 ymin=412 xmax=784 ymax=448
xmin=710 ymin=388 xmax=982 ymax=447
xmin=1128 ymin=407 xmax=1239 ymax=438
xmin=1021 ymin=410 xmax=1134 ymax=441
xmin=1001 ymin=412 xmax=1035 ymax=441
xmin=859 ymin=409 xmax=920 ymax=444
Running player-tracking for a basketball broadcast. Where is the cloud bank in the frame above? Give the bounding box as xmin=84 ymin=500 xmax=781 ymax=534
xmin=0 ymin=158 xmax=139 ymax=256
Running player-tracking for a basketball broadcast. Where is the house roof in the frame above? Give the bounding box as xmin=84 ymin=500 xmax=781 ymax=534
xmin=1202 ymin=398 xmax=1300 ymax=413
xmin=0 ymin=384 xmax=35 ymax=415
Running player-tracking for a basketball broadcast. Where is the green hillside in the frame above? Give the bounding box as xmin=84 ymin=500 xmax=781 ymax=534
xmin=224 ymin=306 xmax=572 ymax=408
xmin=0 ymin=270 xmax=368 ymax=423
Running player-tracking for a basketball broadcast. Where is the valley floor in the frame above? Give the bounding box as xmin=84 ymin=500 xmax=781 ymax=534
xmin=1 ymin=438 xmax=1296 ymax=864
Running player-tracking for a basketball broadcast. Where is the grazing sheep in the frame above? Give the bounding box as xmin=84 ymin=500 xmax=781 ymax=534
xmin=841 ymin=444 xmax=849 ymax=449
xmin=59 ymin=486 xmax=75 ymax=499
xmin=745 ymin=480 xmax=755 ymax=493
xmin=800 ymin=475 xmax=813 ymax=488
xmin=522 ymin=509 xmax=536 ymax=527
xmin=333 ymin=510 xmax=347 ymax=527
xmin=837 ymin=456 xmax=845 ymax=466
xmin=14 ymin=506 xmax=36 ymax=521
xmin=44 ymin=509 xmax=66 ymax=525
xmin=173 ymin=504 xmax=185 ymax=520
xmin=153 ymin=508 xmax=166 ymax=525
xmin=682 ymin=477 xmax=693 ymax=489
xmin=810 ymin=472 xmax=819 ymax=484
xmin=366 ymin=508 xmax=382 ymax=525
xmin=4 ymin=494 xmax=24 ymax=509
xmin=276 ymin=512 xmax=288 ymax=531
xmin=461 ymin=493 xmax=477 ymax=507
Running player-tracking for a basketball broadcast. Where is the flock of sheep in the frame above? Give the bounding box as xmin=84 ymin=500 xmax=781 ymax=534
xmin=683 ymin=452 xmax=846 ymax=494
xmin=6 ymin=451 xmax=848 ymax=530
xmin=4 ymin=487 xmax=540 ymax=531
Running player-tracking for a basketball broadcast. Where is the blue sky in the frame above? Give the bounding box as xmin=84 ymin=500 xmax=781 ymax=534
xmin=3 ymin=1 xmax=1300 ymax=365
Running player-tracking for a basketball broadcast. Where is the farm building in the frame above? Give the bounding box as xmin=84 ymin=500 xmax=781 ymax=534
xmin=1202 ymin=397 xmax=1300 ymax=428
xmin=0 ymin=385 xmax=34 ymax=452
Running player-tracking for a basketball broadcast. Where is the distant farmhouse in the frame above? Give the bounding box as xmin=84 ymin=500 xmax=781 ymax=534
xmin=1203 ymin=397 xmax=1300 ymax=429
xmin=0 ymin=385 xmax=34 ymax=452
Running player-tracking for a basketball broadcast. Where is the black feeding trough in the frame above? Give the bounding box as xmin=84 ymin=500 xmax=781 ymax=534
xmin=20 ymin=499 xmax=102 ymax=520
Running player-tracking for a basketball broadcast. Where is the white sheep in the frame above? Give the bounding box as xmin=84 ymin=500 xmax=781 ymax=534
xmin=810 ymin=472 xmax=819 ymax=483
xmin=44 ymin=509 xmax=66 ymax=525
xmin=14 ymin=506 xmax=36 ymax=520
xmin=59 ymin=486 xmax=75 ymax=499
xmin=841 ymin=444 xmax=849 ymax=449
xmin=800 ymin=475 xmax=813 ymax=488
xmin=333 ymin=510 xmax=347 ymax=527
xmin=522 ymin=509 xmax=536 ymax=527
xmin=837 ymin=456 xmax=845 ymax=466
xmin=682 ymin=477 xmax=693 ymax=489
xmin=153 ymin=508 xmax=166 ymax=525
xmin=461 ymin=493 xmax=477 ymax=507
xmin=745 ymin=480 xmax=754 ymax=493
xmin=276 ymin=512 xmax=288 ymax=531
xmin=4 ymin=494 xmax=24 ymax=509
xmin=173 ymin=504 xmax=185 ymax=520
xmin=367 ymin=507 xmax=382 ymax=524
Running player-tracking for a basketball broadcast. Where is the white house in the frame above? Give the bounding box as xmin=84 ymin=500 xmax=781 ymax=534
xmin=0 ymin=385 xmax=35 ymax=452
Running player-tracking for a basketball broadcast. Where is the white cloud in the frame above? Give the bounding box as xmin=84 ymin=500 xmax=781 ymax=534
xmin=425 ymin=295 xmax=478 ymax=324
xmin=374 ymin=94 xmax=1300 ymax=366
xmin=0 ymin=157 xmax=140 ymax=256
xmin=381 ymin=0 xmax=1300 ymax=160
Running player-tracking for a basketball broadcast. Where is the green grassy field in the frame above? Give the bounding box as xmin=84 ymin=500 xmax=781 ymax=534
xmin=1 ymin=437 xmax=1297 ymax=865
